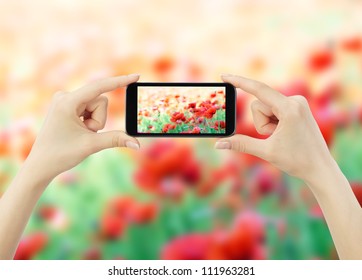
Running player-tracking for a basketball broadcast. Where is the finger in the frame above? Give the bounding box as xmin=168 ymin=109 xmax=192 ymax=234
xmin=73 ymin=74 xmax=140 ymax=103
xmin=214 ymin=134 xmax=267 ymax=159
xmin=82 ymin=96 xmax=108 ymax=132
xmin=221 ymin=74 xmax=286 ymax=108
xmin=251 ymin=100 xmax=278 ymax=135
xmin=91 ymin=130 xmax=140 ymax=152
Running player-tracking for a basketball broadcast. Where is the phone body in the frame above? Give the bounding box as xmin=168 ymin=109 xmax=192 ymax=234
xmin=126 ymin=82 xmax=236 ymax=137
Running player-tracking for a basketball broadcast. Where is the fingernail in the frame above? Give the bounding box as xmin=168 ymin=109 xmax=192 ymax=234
xmin=126 ymin=141 xmax=140 ymax=150
xmin=214 ymin=141 xmax=231 ymax=149
xmin=128 ymin=73 xmax=140 ymax=77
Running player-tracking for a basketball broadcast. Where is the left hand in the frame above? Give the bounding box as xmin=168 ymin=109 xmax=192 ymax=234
xmin=27 ymin=74 xmax=140 ymax=182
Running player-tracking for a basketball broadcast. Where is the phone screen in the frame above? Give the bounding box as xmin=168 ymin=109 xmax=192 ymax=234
xmin=137 ymin=86 xmax=226 ymax=134
xmin=126 ymin=82 xmax=235 ymax=137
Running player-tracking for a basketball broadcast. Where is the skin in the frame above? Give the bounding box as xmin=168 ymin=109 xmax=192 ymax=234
xmin=0 ymin=73 xmax=360 ymax=259
xmin=215 ymin=74 xmax=362 ymax=260
xmin=0 ymin=74 xmax=140 ymax=259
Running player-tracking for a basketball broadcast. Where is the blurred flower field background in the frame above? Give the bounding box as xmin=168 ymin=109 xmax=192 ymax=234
xmin=1 ymin=0 xmax=362 ymax=259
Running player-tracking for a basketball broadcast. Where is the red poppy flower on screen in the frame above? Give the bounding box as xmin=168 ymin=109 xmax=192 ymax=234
xmin=170 ymin=112 xmax=186 ymax=122
xmin=162 ymin=123 xmax=176 ymax=133
xmin=213 ymin=120 xmax=225 ymax=130
xmin=191 ymin=127 xmax=201 ymax=134
xmin=188 ymin=102 xmax=196 ymax=109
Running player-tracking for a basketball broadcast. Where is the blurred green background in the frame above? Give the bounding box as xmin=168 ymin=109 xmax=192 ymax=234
xmin=0 ymin=0 xmax=362 ymax=260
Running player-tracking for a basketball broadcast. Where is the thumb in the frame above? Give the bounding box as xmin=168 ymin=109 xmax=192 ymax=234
xmin=215 ymin=134 xmax=267 ymax=159
xmin=92 ymin=130 xmax=140 ymax=152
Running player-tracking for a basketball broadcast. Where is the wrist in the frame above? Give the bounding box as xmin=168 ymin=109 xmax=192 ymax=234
xmin=303 ymin=154 xmax=346 ymax=196
xmin=20 ymin=155 xmax=55 ymax=191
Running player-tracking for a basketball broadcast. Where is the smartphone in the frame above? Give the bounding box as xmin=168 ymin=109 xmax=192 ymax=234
xmin=126 ymin=82 xmax=236 ymax=137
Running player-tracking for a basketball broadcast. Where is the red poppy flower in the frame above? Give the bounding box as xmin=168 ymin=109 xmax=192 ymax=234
xmin=204 ymin=107 xmax=217 ymax=119
xmin=153 ymin=56 xmax=174 ymax=74
xmin=207 ymin=212 xmax=266 ymax=260
xmin=83 ymin=248 xmax=102 ymax=260
xmin=197 ymin=117 xmax=204 ymax=124
xmin=308 ymin=49 xmax=333 ymax=72
xmin=100 ymin=213 xmax=125 ymax=240
xmin=210 ymin=92 xmax=216 ymax=98
xmin=313 ymin=107 xmax=336 ymax=146
xmin=198 ymin=166 xmax=230 ymax=196
xmin=310 ymin=205 xmax=324 ymax=218
xmin=314 ymin=83 xmax=341 ymax=108
xmin=250 ymin=165 xmax=283 ymax=198
xmin=107 ymin=196 xmax=158 ymax=224
xmin=162 ymin=123 xmax=176 ymax=133
xmin=188 ymin=102 xmax=196 ymax=109
xmin=37 ymin=205 xmax=57 ymax=220
xmin=161 ymin=233 xmax=212 ymax=260
xmin=162 ymin=212 xmax=266 ymax=260
xmin=170 ymin=112 xmax=186 ymax=122
xmin=14 ymin=232 xmax=49 ymax=260
xmin=0 ymin=131 xmax=10 ymax=157
xmin=279 ymin=80 xmax=311 ymax=99
xmin=191 ymin=127 xmax=201 ymax=133
xmin=341 ymin=37 xmax=362 ymax=52
xmin=214 ymin=120 xmax=226 ymax=130
xmin=134 ymin=141 xmax=201 ymax=198
xmin=351 ymin=182 xmax=362 ymax=207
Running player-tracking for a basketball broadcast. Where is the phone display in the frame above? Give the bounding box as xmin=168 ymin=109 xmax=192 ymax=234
xmin=126 ymin=82 xmax=236 ymax=137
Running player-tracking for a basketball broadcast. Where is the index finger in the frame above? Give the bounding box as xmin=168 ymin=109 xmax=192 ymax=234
xmin=73 ymin=74 xmax=140 ymax=103
xmin=221 ymin=74 xmax=286 ymax=108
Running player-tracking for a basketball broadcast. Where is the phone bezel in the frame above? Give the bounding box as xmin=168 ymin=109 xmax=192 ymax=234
xmin=126 ymin=82 xmax=236 ymax=137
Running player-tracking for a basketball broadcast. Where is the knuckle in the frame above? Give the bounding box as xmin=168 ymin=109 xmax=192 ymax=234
xmin=112 ymin=133 xmax=121 ymax=147
xmin=233 ymin=136 xmax=246 ymax=153
xmin=286 ymin=96 xmax=308 ymax=119
xmin=99 ymin=95 xmax=109 ymax=105
xmin=291 ymin=95 xmax=308 ymax=106
xmin=237 ymin=141 xmax=246 ymax=153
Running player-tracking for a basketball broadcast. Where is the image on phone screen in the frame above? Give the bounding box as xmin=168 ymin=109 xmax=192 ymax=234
xmin=139 ymin=86 xmax=227 ymax=134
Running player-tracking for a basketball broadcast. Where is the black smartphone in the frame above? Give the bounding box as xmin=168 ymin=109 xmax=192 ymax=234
xmin=126 ymin=82 xmax=236 ymax=137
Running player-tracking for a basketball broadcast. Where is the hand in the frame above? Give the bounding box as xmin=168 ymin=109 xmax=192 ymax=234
xmin=27 ymin=74 xmax=141 ymax=182
xmin=215 ymin=74 xmax=334 ymax=184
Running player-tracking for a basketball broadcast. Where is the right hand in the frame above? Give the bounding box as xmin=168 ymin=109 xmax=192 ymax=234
xmin=215 ymin=74 xmax=334 ymax=184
